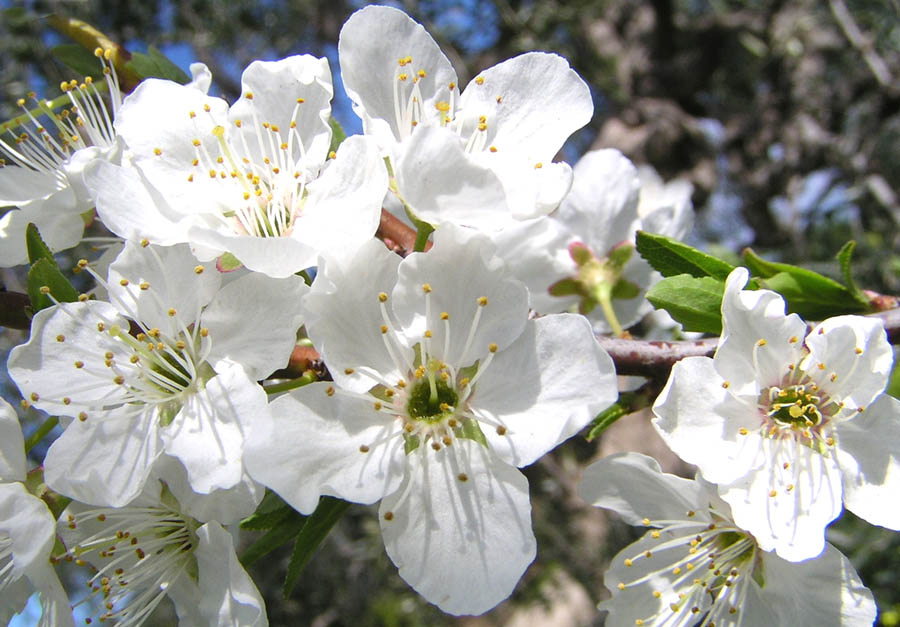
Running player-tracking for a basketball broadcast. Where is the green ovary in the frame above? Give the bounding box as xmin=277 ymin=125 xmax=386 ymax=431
xmin=406 ymin=377 xmax=459 ymax=422
xmin=767 ymin=384 xmax=823 ymax=427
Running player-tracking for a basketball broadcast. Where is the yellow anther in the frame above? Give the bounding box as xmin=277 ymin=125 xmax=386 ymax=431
xmin=769 ymin=490 xmax=777 ymax=497
xmin=489 ymin=145 xmax=497 ymax=152
xmin=477 ymin=122 xmax=487 ymax=132
xmin=119 ymin=279 xmax=129 ymax=287
xmin=617 ymin=582 xmax=626 ymax=590
xmin=475 ymin=76 xmax=484 ymax=85
xmin=739 ymin=427 xmax=748 ymax=435
xmin=417 ymin=69 xmax=426 ymax=78
xmin=721 ymin=381 xmax=730 ymax=388
xmin=39 ymin=286 xmax=50 ymax=294
xmin=398 ymin=73 xmax=408 ymax=81
xmin=359 ymin=445 xmax=370 ymax=453
xmin=79 ymin=412 xmax=88 ymax=421
xmin=56 ymin=334 xmax=65 ymax=342
xmin=114 ymin=375 xmax=125 ymax=385
xmin=328 ymin=150 xmax=336 ymax=159
xmin=496 ymin=425 xmax=507 ymax=435
xmin=383 ymin=511 xmax=394 ymax=521
xmin=424 ymin=330 xmax=433 ymax=338
xmin=624 ymin=558 xmax=633 ymax=567
xmin=153 ymin=148 xmax=162 ymax=156
xmin=378 ymin=292 xmax=388 ymax=302
xmin=200 ymin=327 xmax=209 ymax=337
xmin=534 ymin=162 xmax=543 ymax=169
xmin=381 ymin=324 xmax=388 ymax=334
xmin=326 ymin=386 xmax=335 ymax=397
xmin=97 ymin=322 xmax=106 ymax=332
xmin=422 ymin=283 xmax=432 ymax=293
xmin=435 ymin=101 xmax=450 ymax=112
xmin=373 ymin=402 xmax=382 ymax=411
xmin=457 ymin=472 xmax=468 ymax=482
xmin=488 ymin=343 xmax=498 ymax=353
xmin=855 ymin=347 xmax=863 ymax=354
xmin=478 ymin=296 xmax=488 ymax=306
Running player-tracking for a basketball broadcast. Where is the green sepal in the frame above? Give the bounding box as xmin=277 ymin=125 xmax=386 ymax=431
xmin=578 ymin=296 xmax=598 ymax=316
xmin=744 ymin=248 xmax=868 ymax=318
xmin=283 ymin=497 xmax=351 ymax=598
xmin=125 ymin=46 xmax=190 ymax=84
xmin=606 ymin=241 xmax=634 ymax=270
xmin=25 ymin=466 xmax=71 ymax=520
xmin=25 ymin=223 xmax=55 ymax=265
xmin=328 ymin=117 xmax=347 ymax=154
xmin=239 ymin=508 xmax=307 ymax=567
xmin=568 ymin=241 xmax=593 ymax=267
xmin=27 ymin=258 xmax=80 ymax=313
xmin=646 ymin=274 xmax=725 ymax=334
xmin=636 ymin=231 xmax=736 ymax=280
xmin=548 ymin=277 xmax=580 ymax=297
xmin=403 ymin=432 xmax=420 ymax=455
xmin=610 ymin=278 xmax=641 ymax=300
xmin=456 ymin=417 xmax=488 ymax=448
xmin=217 ymin=252 xmax=243 ymax=272
xmin=51 ymin=43 xmax=104 ymax=77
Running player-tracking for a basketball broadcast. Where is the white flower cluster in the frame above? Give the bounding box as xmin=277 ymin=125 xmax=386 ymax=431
xmin=0 ymin=5 xmax=896 ymax=626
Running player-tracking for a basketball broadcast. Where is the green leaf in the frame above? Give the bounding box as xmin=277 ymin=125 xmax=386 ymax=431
xmin=585 ymin=400 xmax=630 ymax=442
xmin=51 ymin=44 xmax=104 ymax=78
xmin=743 ymin=248 xmax=868 ymax=317
xmin=283 ymin=497 xmax=351 ymax=598
xmin=27 ymin=258 xmax=80 ymax=313
xmin=328 ymin=117 xmax=347 ymax=154
xmin=635 ymin=231 xmax=735 ymax=279
xmin=646 ymin=274 xmax=725 ymax=334
xmin=126 ymin=47 xmax=190 ymax=84
xmin=836 ymin=241 xmax=869 ymax=304
xmin=240 ymin=493 xmax=295 ymax=531
xmin=240 ymin=508 xmax=307 ymax=567
xmin=25 ymin=223 xmax=55 ymax=265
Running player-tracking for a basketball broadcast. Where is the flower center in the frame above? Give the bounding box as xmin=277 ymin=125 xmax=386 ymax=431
xmin=61 ymin=501 xmax=199 ymax=627
xmin=406 ymin=374 xmax=459 ymax=423
xmin=764 ymin=383 xmax=824 ymax=427
xmin=617 ymin=511 xmax=760 ymax=625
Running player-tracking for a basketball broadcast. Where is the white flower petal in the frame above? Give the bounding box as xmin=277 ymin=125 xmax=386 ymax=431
xmin=652 ymin=356 xmax=762 ymax=484
xmin=833 ymin=393 xmax=900 ymax=530
xmin=578 ymin=453 xmax=712 ymax=526
xmin=0 ymin=202 xmax=84 ymax=267
xmin=44 ymin=409 xmax=161 ymax=506
xmin=804 ymin=315 xmax=893 ymax=410
xmin=393 ymin=224 xmax=529 ymax=365
xmin=160 ymin=363 xmax=264 ymax=494
xmin=202 ymin=272 xmax=307 ymax=379
xmin=719 ymin=438 xmax=843 ymax=561
xmin=194 ymin=522 xmax=269 ymax=627
xmin=244 ymin=383 xmax=406 ymax=513
xmin=457 ymin=52 xmax=592 ymax=160
xmin=304 ymin=238 xmax=409 ymax=393
xmin=477 ymin=314 xmax=617 ymax=467
xmin=759 ymin=542 xmax=876 ymax=625
xmin=716 ymin=267 xmax=808 ymax=394
xmin=229 ymin=55 xmax=333 ymax=170
xmin=379 ymin=439 xmax=535 ymax=616
xmin=339 ymin=5 xmax=457 ymax=144
xmin=395 ymin=125 xmax=511 ymax=230
xmin=0 ymin=398 xmax=25 ymax=483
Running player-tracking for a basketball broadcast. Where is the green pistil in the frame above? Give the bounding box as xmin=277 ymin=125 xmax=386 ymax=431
xmin=407 ymin=378 xmax=458 ymax=422
xmin=768 ymin=385 xmax=823 ymax=426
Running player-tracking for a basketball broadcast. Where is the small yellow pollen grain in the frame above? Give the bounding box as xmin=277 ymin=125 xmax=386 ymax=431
xmin=855 ymin=347 xmax=863 ymax=355
xmin=722 ymin=381 xmax=730 ymax=389
xmin=381 ymin=324 xmax=388 ymax=334
xmin=456 ymin=473 xmax=469 ymax=483
xmin=114 ymin=375 xmax=125 ymax=385
xmin=672 ymin=567 xmax=682 ymax=575
xmin=496 ymin=425 xmax=507 ymax=435
xmin=739 ymin=427 xmax=749 ymax=436
xmin=56 ymin=334 xmax=65 ymax=342
xmin=378 ymin=292 xmax=388 ymax=303
xmin=200 ymin=327 xmax=209 ymax=337
xmin=424 ymin=330 xmax=433 ymax=339
xmin=617 ymin=582 xmax=626 ymax=590
xmin=858 ymin=406 xmax=865 ymax=413
xmin=440 ymin=312 xmax=449 ymax=320
xmin=422 ymin=283 xmax=432 ymax=293
xmin=373 ymin=402 xmax=383 ymax=411
xmin=359 ymin=445 xmax=370 ymax=453
xmin=383 ymin=511 xmax=394 ymax=521
xmin=534 ymin=162 xmax=543 ymax=169
xmin=769 ymin=490 xmax=777 ymax=497
xmin=757 ymin=338 xmax=767 ymax=347
xmin=431 ymin=442 xmax=441 ymax=451
xmin=624 ymin=558 xmax=633 ymax=567
xmin=488 ymin=343 xmax=498 ymax=353
xmin=39 ymin=286 xmax=50 ymax=294
xmin=818 ymin=363 xmax=826 ymax=370
xmin=826 ymin=436 xmax=835 ymax=446
xmin=326 ymin=386 xmax=335 ymax=397
xmin=489 ymin=145 xmax=497 ymax=152
xmin=153 ymin=147 xmax=162 ymax=156
xmin=194 ymin=265 xmax=205 ymax=274
xmin=74 ymin=360 xmax=84 ymax=369
xmin=475 ymin=76 xmax=484 ymax=85
xmin=167 ymin=308 xmax=176 ymax=317
xmin=62 ymin=397 xmax=71 ymax=405
xmin=789 ymin=335 xmax=799 ymax=343
xmin=478 ymin=296 xmax=488 ymax=306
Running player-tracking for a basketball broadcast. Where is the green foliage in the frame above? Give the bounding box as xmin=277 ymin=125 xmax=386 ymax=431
xmin=25 ymin=224 xmax=79 ymax=313
xmin=125 ymin=46 xmax=190 ymax=83
xmin=283 ymin=497 xmax=351 ymax=598
xmin=743 ymin=248 xmax=869 ymax=318
xmin=635 ymin=231 xmax=736 ymax=280
xmin=240 ymin=508 xmax=308 ymax=567
xmin=51 ymin=44 xmax=104 ymax=77
xmin=646 ymin=274 xmax=726 ymax=334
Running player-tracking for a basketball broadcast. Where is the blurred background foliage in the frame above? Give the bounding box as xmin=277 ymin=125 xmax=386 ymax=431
xmin=2 ymin=0 xmax=900 ymax=625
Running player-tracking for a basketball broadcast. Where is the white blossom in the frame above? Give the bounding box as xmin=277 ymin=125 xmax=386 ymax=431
xmin=85 ymin=55 xmax=387 ymax=277
xmin=8 ymin=241 xmax=304 ymax=507
xmin=653 ymin=267 xmax=900 ymax=560
xmin=245 ymin=225 xmax=617 ymax=615
xmin=339 ymin=5 xmax=593 ymax=230
xmin=578 ymin=452 xmax=876 ymax=626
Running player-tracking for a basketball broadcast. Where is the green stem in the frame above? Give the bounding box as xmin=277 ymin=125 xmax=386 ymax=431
xmin=593 ymin=283 xmax=625 ymax=337
xmin=25 ymin=416 xmax=59 ymax=453
xmin=413 ymin=222 xmax=434 ymax=253
xmin=264 ymin=372 xmax=317 ymax=395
